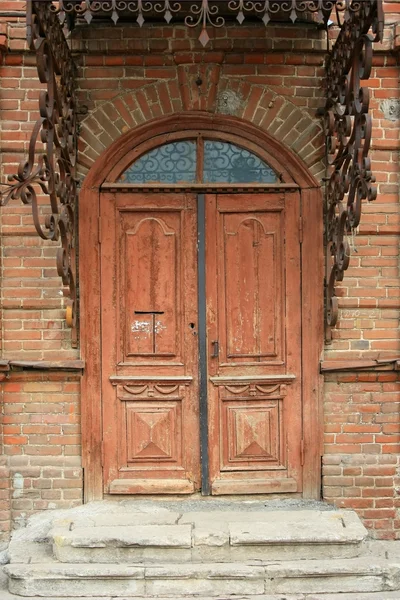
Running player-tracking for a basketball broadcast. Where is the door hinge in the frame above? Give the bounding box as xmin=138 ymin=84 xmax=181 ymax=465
xmin=300 ymin=439 xmax=305 ymax=466
xmin=298 ymin=216 xmax=303 ymax=244
xmin=98 ymin=216 xmax=102 ymax=244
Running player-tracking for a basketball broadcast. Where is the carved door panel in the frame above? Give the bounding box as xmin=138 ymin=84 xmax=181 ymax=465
xmin=205 ymin=193 xmax=302 ymax=494
xmin=101 ymin=193 xmax=200 ymax=494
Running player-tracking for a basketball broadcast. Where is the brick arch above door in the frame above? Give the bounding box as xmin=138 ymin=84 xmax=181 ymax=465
xmin=77 ymin=78 xmax=324 ymax=181
xmin=79 ymin=113 xmax=324 ymax=503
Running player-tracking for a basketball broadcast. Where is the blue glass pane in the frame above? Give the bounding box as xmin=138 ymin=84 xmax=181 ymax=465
xmin=203 ymin=141 xmax=277 ymax=184
xmin=118 ymin=141 xmax=197 ymax=184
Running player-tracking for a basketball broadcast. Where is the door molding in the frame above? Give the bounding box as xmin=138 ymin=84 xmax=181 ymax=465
xmin=79 ymin=112 xmax=324 ymax=501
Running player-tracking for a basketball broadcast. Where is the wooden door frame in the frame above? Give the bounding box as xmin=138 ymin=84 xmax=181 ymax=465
xmin=79 ymin=112 xmax=324 ymax=502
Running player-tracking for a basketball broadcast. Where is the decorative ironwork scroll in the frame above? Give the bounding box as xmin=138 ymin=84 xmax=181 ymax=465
xmin=118 ymin=139 xmax=277 ymax=184
xmin=54 ymin=1 xmax=363 ymax=46
xmin=323 ymin=0 xmax=384 ymax=335
xmin=203 ymin=141 xmax=277 ymax=183
xmin=119 ymin=141 xmax=197 ymax=184
xmin=0 ymin=1 xmax=78 ymax=346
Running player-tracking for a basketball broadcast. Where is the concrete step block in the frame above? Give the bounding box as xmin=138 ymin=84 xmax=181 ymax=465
xmin=4 ymin=562 xmax=264 ymax=597
xmin=52 ymin=524 xmax=193 ymax=563
xmin=230 ymin=510 xmax=366 ymax=545
xmin=265 ymin=558 xmax=398 ymax=595
xmin=5 ymin=558 xmax=400 ymax=598
xmin=51 ymin=509 xmax=367 ymax=563
xmin=5 ymin=564 xmax=146 ymax=597
xmin=144 ymin=563 xmax=265 ymax=596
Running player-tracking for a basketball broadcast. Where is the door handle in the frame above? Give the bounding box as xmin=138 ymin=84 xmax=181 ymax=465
xmin=211 ymin=340 xmax=219 ymax=358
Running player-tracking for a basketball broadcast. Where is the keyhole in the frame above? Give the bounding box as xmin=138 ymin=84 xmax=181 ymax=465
xmin=189 ymin=323 xmax=195 ymax=329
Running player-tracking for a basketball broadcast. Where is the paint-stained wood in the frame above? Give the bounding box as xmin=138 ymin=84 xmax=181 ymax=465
xmin=101 ymin=190 xmax=304 ymax=495
xmin=122 ymin=212 xmax=179 ymax=358
xmin=222 ymin=210 xmax=282 ymax=360
xmin=301 ymin=188 xmax=324 ymax=499
xmin=101 ymin=183 xmax=299 ymax=192
xmin=206 ymin=193 xmax=302 ymax=494
xmin=211 ymin=477 xmax=297 ymax=495
xmin=101 ymin=193 xmax=200 ymax=494
xmin=80 ymin=114 xmax=323 ymax=501
xmin=80 ymin=185 xmax=103 ymax=501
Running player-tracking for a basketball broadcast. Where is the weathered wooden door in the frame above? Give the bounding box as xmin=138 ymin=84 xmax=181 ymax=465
xmin=205 ymin=193 xmax=302 ymax=494
xmin=100 ymin=190 xmax=302 ymax=494
xmin=100 ymin=193 xmax=201 ymax=494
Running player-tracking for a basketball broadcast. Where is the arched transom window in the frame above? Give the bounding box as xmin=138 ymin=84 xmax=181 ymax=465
xmin=118 ymin=140 xmax=278 ymax=185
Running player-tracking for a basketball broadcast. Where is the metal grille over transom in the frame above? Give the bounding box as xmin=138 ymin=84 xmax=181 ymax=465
xmin=118 ymin=140 xmax=278 ymax=185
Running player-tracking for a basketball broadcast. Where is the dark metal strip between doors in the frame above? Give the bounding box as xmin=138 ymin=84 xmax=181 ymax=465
xmin=197 ymin=193 xmax=210 ymax=495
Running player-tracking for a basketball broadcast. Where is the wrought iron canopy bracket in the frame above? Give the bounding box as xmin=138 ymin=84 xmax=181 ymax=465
xmin=0 ymin=0 xmax=79 ymax=347
xmin=322 ymin=0 xmax=384 ymax=341
xmin=0 ymin=0 xmax=385 ymax=352
xmin=32 ymin=1 xmax=376 ymax=46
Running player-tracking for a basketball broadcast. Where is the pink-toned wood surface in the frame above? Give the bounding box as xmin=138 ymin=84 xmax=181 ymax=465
xmin=300 ymin=187 xmax=324 ymax=499
xmin=80 ymin=114 xmax=323 ymax=500
xmin=122 ymin=212 xmax=179 ymax=358
xmin=100 ymin=193 xmax=200 ymax=494
xmin=206 ymin=193 xmax=302 ymax=494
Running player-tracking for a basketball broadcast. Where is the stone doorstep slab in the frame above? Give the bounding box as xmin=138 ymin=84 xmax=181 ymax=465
xmin=50 ymin=510 xmax=368 ymax=564
xmin=193 ymin=510 xmax=366 ymax=542
xmin=5 ymin=559 xmax=399 ymax=598
xmin=4 ymin=596 xmax=400 ymax=600
xmin=53 ymin=512 xmax=182 ymax=529
xmin=5 ymin=562 xmax=265 ymax=579
xmin=264 ymin=559 xmax=397 ymax=596
xmin=53 ymin=542 xmax=363 ymax=565
xmin=4 ymin=563 xmax=264 ymax=598
xmin=93 ymin=512 xmax=181 ymax=527
xmin=229 ymin=510 xmax=366 ymax=545
xmin=52 ymin=524 xmax=193 ymax=549
xmin=51 ymin=510 xmax=367 ymax=549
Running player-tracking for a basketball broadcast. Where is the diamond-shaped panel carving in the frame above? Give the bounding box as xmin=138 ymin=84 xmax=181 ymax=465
xmin=222 ymin=401 xmax=283 ymax=470
xmin=126 ymin=403 xmax=180 ymax=464
xmin=235 ymin=409 xmax=272 ymax=458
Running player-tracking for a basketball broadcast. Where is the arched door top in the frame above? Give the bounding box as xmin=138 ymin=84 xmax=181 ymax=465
xmin=81 ymin=113 xmax=320 ymax=191
xmin=79 ymin=111 xmax=323 ymax=503
xmin=117 ymin=139 xmax=278 ymax=185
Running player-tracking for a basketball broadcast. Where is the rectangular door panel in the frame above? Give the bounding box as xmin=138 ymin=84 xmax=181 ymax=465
xmin=123 ymin=212 xmax=179 ymax=358
xmin=222 ymin=211 xmax=283 ymax=362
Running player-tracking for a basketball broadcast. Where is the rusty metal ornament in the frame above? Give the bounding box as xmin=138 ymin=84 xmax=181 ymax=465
xmin=0 ymin=1 xmax=78 ymax=347
xmin=54 ymin=1 xmax=362 ymax=46
xmin=323 ymin=0 xmax=384 ymax=335
xmin=0 ymin=0 xmax=384 ymax=352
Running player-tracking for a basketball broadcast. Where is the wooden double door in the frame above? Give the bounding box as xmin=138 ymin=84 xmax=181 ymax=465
xmin=100 ymin=190 xmax=302 ymax=495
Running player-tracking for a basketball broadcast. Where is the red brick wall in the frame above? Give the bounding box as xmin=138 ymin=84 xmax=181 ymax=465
xmin=0 ymin=7 xmax=82 ymax=540
xmin=320 ymin=2 xmax=400 ymax=540
xmin=1 ymin=374 xmax=81 ymax=529
xmin=0 ymin=3 xmax=399 ymax=541
xmin=74 ymin=22 xmax=326 ymax=172
xmin=323 ymin=371 xmax=400 ymax=539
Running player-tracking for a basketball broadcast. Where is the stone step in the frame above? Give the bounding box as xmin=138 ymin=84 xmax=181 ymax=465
xmin=5 ymin=558 xmax=400 ymax=597
xmin=50 ymin=509 xmax=367 ymax=563
xmin=4 ymin=596 xmax=400 ymax=600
